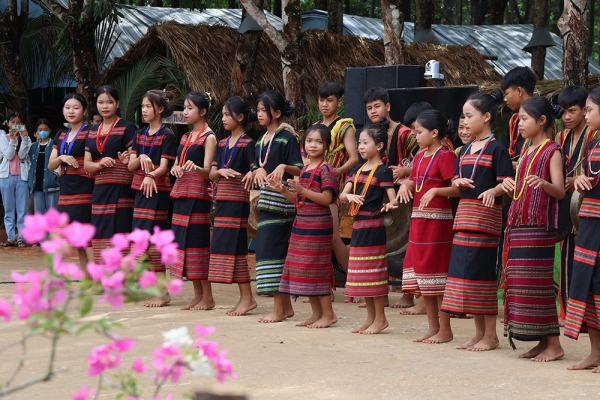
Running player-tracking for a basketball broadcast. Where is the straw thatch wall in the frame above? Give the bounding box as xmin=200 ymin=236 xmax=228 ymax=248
xmin=103 ymin=22 xmax=501 ymax=108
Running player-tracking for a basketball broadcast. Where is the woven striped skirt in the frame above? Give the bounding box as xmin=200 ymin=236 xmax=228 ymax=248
xmin=503 ymin=226 xmax=559 ymax=344
xmin=402 ymin=217 xmax=453 ymax=297
xmin=132 ymin=190 xmax=171 ymax=272
xmin=208 ymin=200 xmax=250 ymax=284
xmin=91 ymin=183 xmax=135 ymax=263
xmin=559 ymin=232 xmax=576 ymax=320
xmin=279 ymin=211 xmax=334 ymax=297
xmin=345 ymin=214 xmax=388 ymax=298
xmin=565 ymin=217 xmax=600 ymax=339
xmin=57 ymin=174 xmax=94 ymax=224
xmin=255 ymin=210 xmax=294 ymax=295
xmin=169 ymin=197 xmax=211 ymax=280
xmin=440 ymin=232 xmax=499 ymax=315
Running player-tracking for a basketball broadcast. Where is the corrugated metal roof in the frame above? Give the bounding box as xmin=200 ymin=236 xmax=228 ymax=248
xmin=302 ymin=9 xmax=600 ymax=79
xmin=106 ymin=5 xmax=282 ymax=65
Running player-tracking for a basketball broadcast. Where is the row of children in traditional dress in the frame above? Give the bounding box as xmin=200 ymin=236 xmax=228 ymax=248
xmin=16 ymin=65 xmax=600 ymax=372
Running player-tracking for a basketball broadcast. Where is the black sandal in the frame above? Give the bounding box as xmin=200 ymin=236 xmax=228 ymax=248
xmin=17 ymin=240 xmax=26 ymax=248
xmin=1 ymin=240 xmax=16 ymax=247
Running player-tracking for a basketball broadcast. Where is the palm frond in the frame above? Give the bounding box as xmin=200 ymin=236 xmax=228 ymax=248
xmin=96 ymin=18 xmax=122 ymax=73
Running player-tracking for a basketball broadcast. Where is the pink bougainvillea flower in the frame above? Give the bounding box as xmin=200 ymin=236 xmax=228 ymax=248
xmin=150 ymin=226 xmax=175 ymax=252
xmin=87 ymin=343 xmax=122 ymax=376
xmin=63 ymin=221 xmax=95 ymax=248
xmin=194 ymin=324 xmax=216 ymax=338
xmin=44 ymin=208 xmax=69 ymax=233
xmin=41 ymin=236 xmax=69 ymax=256
xmin=129 ymin=228 xmax=151 ymax=256
xmin=131 ymin=357 xmax=149 ymax=373
xmin=111 ymin=233 xmax=130 ymax=252
xmin=99 ymin=292 xmax=124 ymax=308
xmin=0 ymin=297 xmax=12 ymax=322
xmin=166 ymin=278 xmax=183 ymax=296
xmin=151 ymin=343 xmax=180 ymax=369
xmin=23 ymin=213 xmax=48 ymax=243
xmin=101 ymin=272 xmax=125 ymax=292
xmin=100 ymin=248 xmax=124 ymax=273
xmin=160 ymin=242 xmax=178 ymax=265
xmin=111 ymin=338 xmax=135 ymax=353
xmin=54 ymin=260 xmax=84 ymax=281
xmin=72 ymin=385 xmax=96 ymax=400
xmin=213 ymin=349 xmax=236 ymax=383
xmin=86 ymin=262 xmax=105 ymax=281
xmin=139 ymin=270 xmax=157 ymax=289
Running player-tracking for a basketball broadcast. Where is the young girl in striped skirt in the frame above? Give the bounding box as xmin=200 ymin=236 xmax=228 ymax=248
xmin=340 ymin=120 xmax=398 ymax=335
xmin=501 ymin=97 xmax=565 ymax=361
xmin=251 ymin=90 xmax=303 ymax=323
xmin=169 ymin=92 xmax=217 ymax=311
xmin=440 ymin=90 xmax=513 ymax=351
xmin=272 ymin=124 xmax=339 ymax=328
xmin=208 ymin=96 xmax=257 ymax=316
xmin=48 ymin=93 xmax=94 ymax=270
xmin=565 ymin=87 xmax=600 ymax=372
xmin=397 ymin=110 xmax=457 ymax=343
xmin=84 ymin=86 xmax=137 ymax=263
xmin=127 ymin=90 xmax=177 ymax=307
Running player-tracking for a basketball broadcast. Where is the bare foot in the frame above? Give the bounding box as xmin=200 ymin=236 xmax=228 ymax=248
xmin=450 ymin=313 xmax=474 ymax=319
xmin=191 ymin=298 xmax=215 ymax=310
xmin=144 ymin=294 xmax=171 ymax=308
xmin=227 ymin=299 xmax=257 ymax=316
xmin=362 ymin=320 xmax=389 ymax=335
xmin=258 ymin=309 xmax=289 ymax=323
xmin=226 ymin=298 xmax=242 ymax=314
xmin=518 ymin=342 xmax=546 ymax=359
xmin=399 ymin=302 xmax=426 ymax=315
xmin=296 ymin=314 xmax=321 ymax=327
xmin=456 ymin=335 xmax=483 ymax=349
xmin=413 ymin=329 xmax=438 ymax=343
xmin=424 ymin=330 xmax=454 ymax=344
xmin=593 ymin=366 xmax=600 ymax=373
xmin=469 ymin=337 xmax=500 ymax=351
xmin=181 ymin=296 xmax=202 ymax=310
xmin=532 ymin=347 xmax=564 ymax=362
xmin=345 ymin=296 xmax=362 ymax=303
xmin=390 ymin=295 xmax=415 ymax=309
xmin=351 ymin=320 xmax=373 ymax=333
xmin=567 ymin=354 xmax=600 ymax=370
xmin=301 ymin=297 xmax=310 ymax=303
xmin=308 ymin=315 xmax=338 ymax=328
xmin=359 ymin=296 xmax=389 ymax=308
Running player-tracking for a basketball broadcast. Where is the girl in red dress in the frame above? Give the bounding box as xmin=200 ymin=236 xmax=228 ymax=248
xmin=398 ymin=110 xmax=458 ymax=344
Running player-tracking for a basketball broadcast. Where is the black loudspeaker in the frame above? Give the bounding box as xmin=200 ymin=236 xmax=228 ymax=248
xmin=344 ymin=65 xmax=426 ymax=129
xmin=387 ymin=86 xmax=479 ymax=147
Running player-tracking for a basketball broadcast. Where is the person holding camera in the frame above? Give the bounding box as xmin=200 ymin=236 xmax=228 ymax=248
xmin=0 ymin=112 xmax=31 ymax=247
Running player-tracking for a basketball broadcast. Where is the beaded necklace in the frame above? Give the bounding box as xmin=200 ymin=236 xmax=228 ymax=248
xmin=587 ymin=140 xmax=600 ymax=187
xmin=349 ymin=162 xmax=380 ymax=216
xmin=415 ymin=146 xmax=443 ymax=193
xmin=258 ymin=128 xmax=278 ymax=168
xmin=295 ymin=160 xmax=324 ymax=208
xmin=142 ymin=124 xmax=163 ymax=157
xmin=513 ymin=139 xmax=550 ymax=200
xmin=96 ymin=118 xmax=119 ymax=154
xmin=220 ymin=133 xmax=243 ymax=169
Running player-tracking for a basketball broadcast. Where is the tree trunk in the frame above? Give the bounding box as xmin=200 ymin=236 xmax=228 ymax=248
xmin=0 ymin=0 xmax=30 ymax=127
xmin=558 ymin=0 xmax=588 ymax=87
xmin=456 ymin=0 xmax=462 ymax=24
xmin=530 ymin=0 xmax=548 ymax=80
xmin=328 ymin=0 xmax=343 ymax=34
xmin=489 ymin=0 xmax=507 ymax=24
xmin=381 ymin=0 xmax=405 ymax=64
xmin=415 ymin=0 xmax=433 ymax=31
xmin=588 ymin=0 xmax=596 ymax=56
xmin=239 ymin=0 xmax=306 ymax=120
xmin=508 ymin=0 xmax=523 ymax=24
xmin=523 ymin=0 xmax=534 ymax=24
xmin=151 ymin=0 xmax=163 ymax=6
xmin=471 ymin=0 xmax=483 ymax=24
xmin=281 ymin=0 xmax=305 ymax=119
xmin=343 ymin=0 xmax=350 ymax=13
xmin=230 ymin=0 xmax=264 ymax=98
xmin=314 ymin=0 xmax=326 ymax=10
xmin=370 ymin=0 xmax=376 ymax=17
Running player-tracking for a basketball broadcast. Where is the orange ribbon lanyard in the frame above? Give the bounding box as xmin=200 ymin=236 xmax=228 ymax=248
xmin=295 ymin=160 xmax=324 ymax=208
xmin=179 ymin=124 xmax=209 ymax=167
xmin=349 ymin=163 xmax=379 ymax=216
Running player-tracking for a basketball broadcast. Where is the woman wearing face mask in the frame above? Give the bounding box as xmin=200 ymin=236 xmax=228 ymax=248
xmin=0 ymin=112 xmax=31 ymax=248
xmin=28 ymin=119 xmax=60 ymax=217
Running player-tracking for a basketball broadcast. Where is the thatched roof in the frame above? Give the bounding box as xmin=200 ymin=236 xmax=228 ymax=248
xmin=102 ymin=22 xmax=501 ymax=108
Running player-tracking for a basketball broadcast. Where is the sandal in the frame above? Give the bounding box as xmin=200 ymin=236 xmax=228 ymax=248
xmin=1 ymin=240 xmax=16 ymax=247
xmin=17 ymin=240 xmax=26 ymax=248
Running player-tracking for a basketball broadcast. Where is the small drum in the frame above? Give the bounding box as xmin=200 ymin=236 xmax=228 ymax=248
xmin=247 ymin=190 xmax=260 ymax=238
xmin=570 ymin=190 xmax=583 ymax=232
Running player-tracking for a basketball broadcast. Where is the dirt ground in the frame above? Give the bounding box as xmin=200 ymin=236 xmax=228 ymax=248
xmin=1 ymin=246 xmax=599 ymax=400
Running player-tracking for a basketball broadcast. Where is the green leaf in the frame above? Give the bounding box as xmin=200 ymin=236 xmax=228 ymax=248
xmin=80 ymin=297 xmax=93 ymax=317
xmin=75 ymin=323 xmax=95 ymax=336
